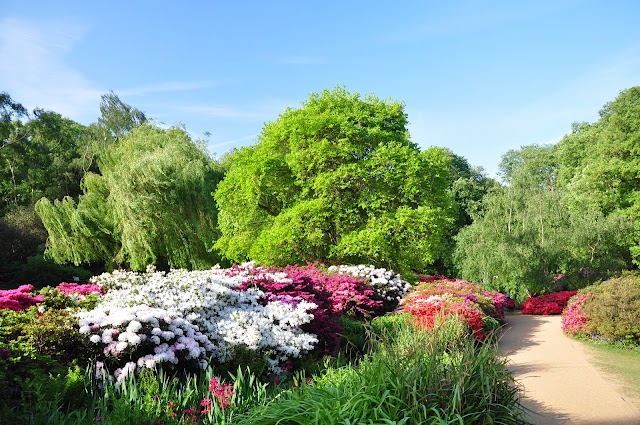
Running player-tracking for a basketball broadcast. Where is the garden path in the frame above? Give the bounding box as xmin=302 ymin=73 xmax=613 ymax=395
xmin=499 ymin=312 xmax=640 ymax=425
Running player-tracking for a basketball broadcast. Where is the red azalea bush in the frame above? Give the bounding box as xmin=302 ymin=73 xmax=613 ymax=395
xmin=520 ymin=291 xmax=577 ymax=315
xmin=0 ymin=285 xmax=44 ymax=311
xmin=414 ymin=275 xmax=509 ymax=320
xmin=403 ymin=298 xmax=487 ymax=341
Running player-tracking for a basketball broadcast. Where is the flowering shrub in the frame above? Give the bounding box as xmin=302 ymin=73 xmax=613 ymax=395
xmin=562 ymin=274 xmax=640 ymax=346
xmin=0 ymin=285 xmax=44 ymax=311
xmin=88 ymin=267 xmax=318 ymax=373
xmin=78 ymin=304 xmax=213 ymax=383
xmin=412 ymin=276 xmax=508 ymax=320
xmin=561 ymin=293 xmax=593 ymax=336
xmin=520 ymin=291 xmax=577 ymax=315
xmin=402 ymin=294 xmax=487 ymax=341
xmin=328 ymin=264 xmax=412 ymax=311
xmin=234 ymin=263 xmax=383 ymax=353
xmin=56 ymin=282 xmax=103 ymax=298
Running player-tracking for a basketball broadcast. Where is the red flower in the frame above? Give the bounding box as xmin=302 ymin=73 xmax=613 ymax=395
xmin=209 ymin=377 xmax=234 ymax=410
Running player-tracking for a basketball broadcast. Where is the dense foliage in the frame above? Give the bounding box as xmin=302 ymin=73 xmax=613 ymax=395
xmin=562 ymin=273 xmax=640 ymax=346
xmin=0 ymin=93 xmax=146 ymax=288
xmin=215 ymin=87 xmax=454 ymax=274
xmin=454 ymin=88 xmax=640 ymax=299
xmin=1 ymin=269 xmax=524 ymax=424
xmin=36 ymin=124 xmax=225 ymax=271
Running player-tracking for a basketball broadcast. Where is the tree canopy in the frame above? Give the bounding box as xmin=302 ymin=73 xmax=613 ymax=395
xmin=215 ymin=87 xmax=454 ymax=274
xmin=36 ymin=124 xmax=224 ymax=271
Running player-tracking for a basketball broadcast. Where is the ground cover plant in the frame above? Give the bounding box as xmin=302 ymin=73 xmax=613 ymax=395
xmin=0 ymin=265 xmax=527 ymax=424
xmin=562 ymin=273 xmax=640 ymax=346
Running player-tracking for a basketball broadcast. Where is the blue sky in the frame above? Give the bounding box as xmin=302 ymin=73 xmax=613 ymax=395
xmin=1 ymin=1 xmax=639 ymax=178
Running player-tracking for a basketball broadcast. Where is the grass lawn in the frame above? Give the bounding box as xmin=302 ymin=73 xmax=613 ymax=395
xmin=579 ymin=340 xmax=640 ymax=414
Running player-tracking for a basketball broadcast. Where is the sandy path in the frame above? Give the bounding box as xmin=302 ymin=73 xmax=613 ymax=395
xmin=499 ymin=313 xmax=640 ymax=425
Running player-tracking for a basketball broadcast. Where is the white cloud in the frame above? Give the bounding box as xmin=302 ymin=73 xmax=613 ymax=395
xmin=0 ymin=18 xmax=102 ymax=123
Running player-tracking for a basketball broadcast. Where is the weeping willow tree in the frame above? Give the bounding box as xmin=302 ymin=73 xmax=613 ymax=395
xmin=36 ymin=124 xmax=224 ymax=271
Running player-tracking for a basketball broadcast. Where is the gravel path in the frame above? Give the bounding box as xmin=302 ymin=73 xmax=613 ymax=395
xmin=499 ymin=312 xmax=640 ymax=425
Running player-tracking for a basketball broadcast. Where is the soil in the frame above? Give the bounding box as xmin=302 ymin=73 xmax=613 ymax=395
xmin=499 ymin=312 xmax=640 ymax=425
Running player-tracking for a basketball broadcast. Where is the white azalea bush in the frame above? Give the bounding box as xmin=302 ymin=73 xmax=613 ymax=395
xmin=81 ymin=266 xmax=318 ymax=376
xmin=78 ymin=304 xmax=213 ymax=383
xmin=328 ymin=264 xmax=413 ymax=310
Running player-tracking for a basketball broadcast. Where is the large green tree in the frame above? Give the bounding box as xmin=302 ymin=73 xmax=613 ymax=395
xmin=36 ymin=124 xmax=224 ymax=271
xmin=215 ymin=87 xmax=454 ymax=274
xmin=557 ymin=87 xmax=640 ymax=262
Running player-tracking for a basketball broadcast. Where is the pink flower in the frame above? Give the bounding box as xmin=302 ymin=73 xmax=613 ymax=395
xmin=209 ymin=377 xmax=234 ymax=410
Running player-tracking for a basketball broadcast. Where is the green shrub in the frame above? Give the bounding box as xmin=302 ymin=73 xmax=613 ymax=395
xmin=0 ymin=304 xmax=93 ymax=419
xmin=581 ymin=273 xmax=640 ymax=346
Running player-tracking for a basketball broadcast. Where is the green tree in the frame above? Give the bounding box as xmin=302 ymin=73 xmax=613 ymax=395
xmin=454 ymin=145 xmax=632 ymax=300
xmin=557 ymin=87 xmax=640 ymax=263
xmin=215 ymin=87 xmax=454 ymax=274
xmin=36 ymin=124 xmax=224 ymax=271
xmin=499 ymin=143 xmax=558 ymax=191
xmin=0 ymin=91 xmax=28 ymax=149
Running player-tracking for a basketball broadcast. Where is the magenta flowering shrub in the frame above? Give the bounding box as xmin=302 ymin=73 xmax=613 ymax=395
xmin=236 ymin=263 xmax=383 ymax=354
xmin=56 ymin=282 xmax=103 ymax=297
xmin=561 ymin=293 xmax=593 ymax=336
xmin=0 ymin=285 xmax=44 ymax=311
xmin=520 ymin=291 xmax=577 ymax=315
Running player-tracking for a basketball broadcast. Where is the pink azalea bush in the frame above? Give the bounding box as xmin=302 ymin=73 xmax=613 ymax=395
xmin=520 ymin=291 xmax=577 ymax=315
xmin=56 ymin=282 xmax=103 ymax=298
xmin=561 ymin=293 xmax=593 ymax=336
xmin=414 ymin=275 xmax=509 ymax=320
xmin=0 ymin=284 xmax=44 ymax=311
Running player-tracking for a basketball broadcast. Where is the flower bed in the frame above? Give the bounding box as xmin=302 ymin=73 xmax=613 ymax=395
xmin=413 ymin=275 xmax=509 ymax=320
xmin=0 ymin=266 xmax=527 ymax=424
xmin=520 ymin=291 xmax=577 ymax=315
xmin=400 ymin=276 xmax=509 ymax=341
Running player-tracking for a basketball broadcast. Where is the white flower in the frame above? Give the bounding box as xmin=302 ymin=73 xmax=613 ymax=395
xmin=89 ymin=334 xmax=101 ymax=343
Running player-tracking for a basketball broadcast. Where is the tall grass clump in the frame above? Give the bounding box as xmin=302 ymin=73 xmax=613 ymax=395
xmin=20 ymin=364 xmax=274 ymax=425
xmin=236 ymin=313 xmax=524 ymax=424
